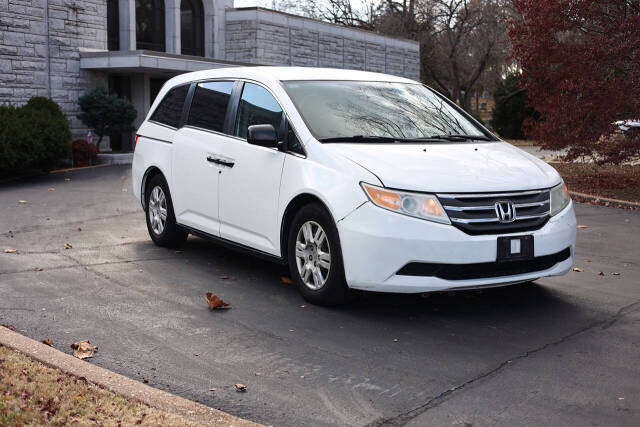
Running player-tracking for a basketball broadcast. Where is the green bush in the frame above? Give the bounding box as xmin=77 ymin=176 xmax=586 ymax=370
xmin=491 ymin=74 xmax=538 ymax=140
xmin=78 ymin=87 xmax=137 ymax=151
xmin=0 ymin=97 xmax=71 ymax=177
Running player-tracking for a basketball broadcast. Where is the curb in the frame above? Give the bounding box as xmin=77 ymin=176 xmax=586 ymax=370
xmin=570 ymin=191 xmax=640 ymax=209
xmin=0 ymin=327 xmax=260 ymax=427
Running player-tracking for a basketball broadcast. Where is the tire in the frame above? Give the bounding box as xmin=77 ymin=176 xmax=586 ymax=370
xmin=145 ymin=174 xmax=188 ymax=247
xmin=287 ymin=202 xmax=355 ymax=306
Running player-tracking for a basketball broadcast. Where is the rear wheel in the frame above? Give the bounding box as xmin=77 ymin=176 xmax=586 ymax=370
xmin=287 ymin=203 xmax=355 ymax=305
xmin=145 ymin=175 xmax=188 ymax=247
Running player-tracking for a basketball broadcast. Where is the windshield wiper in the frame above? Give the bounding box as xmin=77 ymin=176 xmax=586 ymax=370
xmin=429 ymin=134 xmax=491 ymax=141
xmin=319 ymin=135 xmax=401 ymax=143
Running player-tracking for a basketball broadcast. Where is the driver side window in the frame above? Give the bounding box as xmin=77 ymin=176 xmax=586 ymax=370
xmin=234 ymin=83 xmax=283 ymax=140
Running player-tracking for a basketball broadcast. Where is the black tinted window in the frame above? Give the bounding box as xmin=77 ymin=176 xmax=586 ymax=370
xmin=150 ymin=84 xmax=188 ymax=128
xmin=235 ymin=83 xmax=283 ymax=139
xmin=287 ymin=121 xmax=304 ymax=155
xmin=187 ymin=81 xmax=234 ymax=132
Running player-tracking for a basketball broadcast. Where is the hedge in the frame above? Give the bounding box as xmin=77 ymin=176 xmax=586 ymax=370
xmin=0 ymin=97 xmax=71 ymax=177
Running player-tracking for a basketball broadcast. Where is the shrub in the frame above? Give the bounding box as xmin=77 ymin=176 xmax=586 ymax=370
xmin=0 ymin=97 xmax=71 ymax=177
xmin=78 ymin=87 xmax=137 ymax=152
xmin=491 ymin=74 xmax=537 ymax=140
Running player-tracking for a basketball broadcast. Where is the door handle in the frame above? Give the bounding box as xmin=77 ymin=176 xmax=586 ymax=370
xmin=206 ymin=156 xmax=235 ymax=168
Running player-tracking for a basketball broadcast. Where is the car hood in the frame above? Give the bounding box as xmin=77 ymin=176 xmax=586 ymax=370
xmin=323 ymin=141 xmax=560 ymax=193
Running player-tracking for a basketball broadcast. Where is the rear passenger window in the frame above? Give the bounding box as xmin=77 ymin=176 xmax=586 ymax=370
xmin=150 ymin=85 xmax=189 ymax=128
xmin=187 ymin=81 xmax=234 ymax=132
xmin=234 ymin=83 xmax=283 ymax=139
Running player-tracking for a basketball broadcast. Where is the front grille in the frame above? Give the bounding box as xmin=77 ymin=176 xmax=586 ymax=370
xmin=396 ymin=247 xmax=571 ymax=280
xmin=438 ymin=189 xmax=550 ymax=235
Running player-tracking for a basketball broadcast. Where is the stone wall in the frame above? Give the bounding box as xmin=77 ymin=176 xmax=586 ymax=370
xmin=0 ymin=0 xmax=107 ymax=136
xmin=225 ymin=8 xmax=420 ymax=80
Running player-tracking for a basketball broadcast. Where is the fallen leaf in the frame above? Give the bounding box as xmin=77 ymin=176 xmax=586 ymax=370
xmin=4 ymin=248 xmax=17 ymax=253
xmin=572 ymin=267 xmax=582 ymax=272
xmin=235 ymin=383 xmax=246 ymax=392
xmin=208 ymin=388 xmax=217 ymax=392
xmin=48 ymin=187 xmax=55 ymax=191
xmin=143 ymin=378 xmax=148 ymax=384
xmin=220 ymin=275 xmax=229 ymax=280
xmin=618 ymin=397 xmax=625 ymax=400
xmin=300 ymin=375 xmax=305 ymax=379
xmin=576 ymin=225 xmax=588 ymax=229
xmin=18 ymin=200 xmax=26 ymax=204
xmin=281 ymin=276 xmax=293 ymax=284
xmin=42 ymin=338 xmax=53 ymax=346
xmin=599 ymin=271 xmax=605 ymax=276
xmin=1 ymin=324 xmax=15 ymax=331
xmin=205 ymin=292 xmax=230 ymax=310
xmin=393 ymin=338 xmax=399 ymax=342
xmin=63 ymin=243 xmax=72 ymax=249
xmin=121 ymin=188 xmax=128 ymax=192
xmin=254 ymin=372 xmax=262 ymax=376
xmin=77 ymin=227 xmax=82 ymax=231
xmin=70 ymin=340 xmax=98 ymax=359
xmin=64 ymin=178 xmax=71 ymax=182
xmin=612 ymin=272 xmax=620 ymax=276
xmin=300 ymin=305 xmax=306 ymax=308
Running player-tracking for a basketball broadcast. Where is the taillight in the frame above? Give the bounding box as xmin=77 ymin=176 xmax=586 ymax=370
xmin=134 ymin=134 xmax=139 ymax=147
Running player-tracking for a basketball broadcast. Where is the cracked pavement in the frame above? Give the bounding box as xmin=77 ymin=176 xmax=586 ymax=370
xmin=1 ymin=165 xmax=639 ymax=426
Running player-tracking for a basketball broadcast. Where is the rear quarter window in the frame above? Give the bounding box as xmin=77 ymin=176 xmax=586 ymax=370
xmin=150 ymin=84 xmax=189 ymax=128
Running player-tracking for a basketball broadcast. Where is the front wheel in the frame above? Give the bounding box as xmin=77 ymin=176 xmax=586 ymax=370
xmin=145 ymin=175 xmax=188 ymax=247
xmin=287 ymin=203 xmax=355 ymax=305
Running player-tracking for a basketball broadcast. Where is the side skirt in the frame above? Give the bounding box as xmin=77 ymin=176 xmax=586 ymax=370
xmin=177 ymin=224 xmax=287 ymax=265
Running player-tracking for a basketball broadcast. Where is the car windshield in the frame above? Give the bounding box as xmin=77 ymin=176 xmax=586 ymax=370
xmin=282 ymin=80 xmax=491 ymax=142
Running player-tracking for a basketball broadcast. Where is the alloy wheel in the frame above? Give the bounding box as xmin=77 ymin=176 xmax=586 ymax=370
xmin=295 ymin=221 xmax=331 ymax=290
xmin=148 ymin=185 xmax=167 ymax=235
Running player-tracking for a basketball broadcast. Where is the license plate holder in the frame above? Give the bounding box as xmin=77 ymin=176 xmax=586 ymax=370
xmin=497 ymin=235 xmax=534 ymax=262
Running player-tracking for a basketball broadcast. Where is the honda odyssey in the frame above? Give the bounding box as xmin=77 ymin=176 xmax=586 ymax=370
xmin=132 ymin=67 xmax=576 ymax=305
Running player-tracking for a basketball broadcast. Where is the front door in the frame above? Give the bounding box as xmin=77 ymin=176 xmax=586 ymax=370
xmin=218 ymin=82 xmax=287 ymax=255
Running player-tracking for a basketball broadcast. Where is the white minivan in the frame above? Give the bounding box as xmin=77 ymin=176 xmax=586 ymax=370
xmin=132 ymin=67 xmax=576 ymax=305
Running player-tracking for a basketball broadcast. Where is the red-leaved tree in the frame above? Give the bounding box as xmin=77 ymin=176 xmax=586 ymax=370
xmin=509 ymin=0 xmax=640 ymax=163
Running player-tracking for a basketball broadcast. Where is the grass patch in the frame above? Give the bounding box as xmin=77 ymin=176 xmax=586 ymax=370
xmin=552 ymin=162 xmax=640 ymax=203
xmin=0 ymin=345 xmax=201 ymax=426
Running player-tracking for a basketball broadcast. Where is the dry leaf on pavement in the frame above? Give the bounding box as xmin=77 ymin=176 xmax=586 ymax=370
xmin=64 ymin=178 xmax=71 ymax=182
xmin=205 ymin=292 xmax=230 ymax=310
xmin=572 ymin=267 xmax=583 ymax=272
xmin=612 ymin=272 xmax=620 ymax=276
xmin=48 ymin=187 xmax=55 ymax=191
xmin=70 ymin=340 xmax=98 ymax=359
xmin=281 ymin=276 xmax=293 ymax=284
xmin=4 ymin=248 xmax=17 ymax=253
xmin=18 ymin=200 xmax=26 ymax=204
xmin=63 ymin=243 xmax=72 ymax=249
xmin=1 ymin=324 xmax=15 ymax=331
xmin=599 ymin=271 xmax=605 ymax=276
xmin=42 ymin=338 xmax=53 ymax=346
xmin=576 ymin=225 xmax=588 ymax=229
xmin=235 ymin=384 xmax=247 ymax=392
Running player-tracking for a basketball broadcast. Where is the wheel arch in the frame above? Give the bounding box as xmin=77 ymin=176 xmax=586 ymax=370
xmin=280 ymin=193 xmax=336 ymax=261
xmin=141 ymin=166 xmax=166 ymax=210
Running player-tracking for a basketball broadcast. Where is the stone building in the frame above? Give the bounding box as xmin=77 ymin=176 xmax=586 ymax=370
xmin=0 ymin=0 xmax=420 ymax=151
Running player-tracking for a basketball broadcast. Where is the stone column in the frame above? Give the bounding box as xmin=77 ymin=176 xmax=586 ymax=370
xmin=165 ymin=0 xmax=181 ymax=54
xmin=204 ymin=0 xmax=232 ymax=59
xmin=119 ymin=0 xmax=136 ymax=50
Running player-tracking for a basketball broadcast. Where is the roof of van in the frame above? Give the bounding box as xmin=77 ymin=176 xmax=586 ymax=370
xmin=166 ymin=66 xmax=417 ymax=87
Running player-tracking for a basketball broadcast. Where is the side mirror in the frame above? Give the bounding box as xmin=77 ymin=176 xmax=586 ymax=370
xmin=247 ymin=124 xmax=278 ymax=148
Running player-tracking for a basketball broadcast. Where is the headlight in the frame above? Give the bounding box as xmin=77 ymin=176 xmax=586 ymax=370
xmin=361 ymin=183 xmax=450 ymax=224
xmin=550 ymin=181 xmax=571 ymax=216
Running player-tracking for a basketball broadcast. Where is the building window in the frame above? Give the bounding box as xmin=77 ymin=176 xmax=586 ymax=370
xmin=136 ymin=0 xmax=165 ymax=52
xmin=107 ymin=0 xmax=119 ymax=51
xmin=181 ymin=0 xmax=204 ymax=56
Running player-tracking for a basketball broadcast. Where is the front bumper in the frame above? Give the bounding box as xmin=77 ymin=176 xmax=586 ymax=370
xmin=337 ymin=201 xmax=576 ymax=293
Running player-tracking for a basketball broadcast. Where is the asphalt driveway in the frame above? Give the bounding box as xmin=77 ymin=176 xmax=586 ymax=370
xmin=1 ymin=165 xmax=639 ymax=426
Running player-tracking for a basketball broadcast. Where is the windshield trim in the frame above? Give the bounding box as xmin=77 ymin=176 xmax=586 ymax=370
xmin=280 ymin=80 xmax=499 ymax=144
